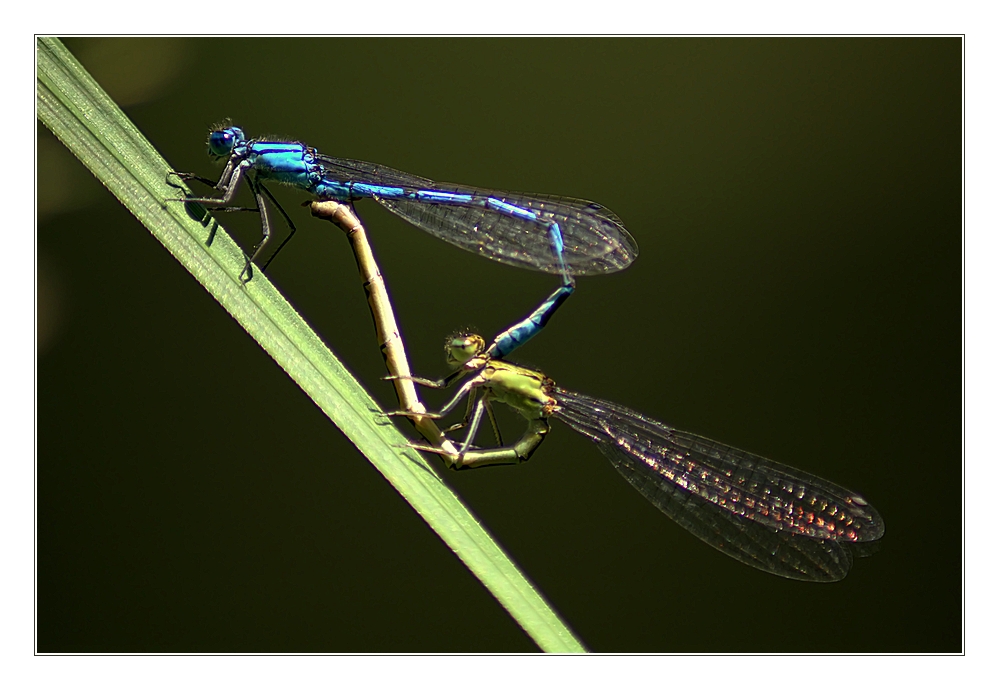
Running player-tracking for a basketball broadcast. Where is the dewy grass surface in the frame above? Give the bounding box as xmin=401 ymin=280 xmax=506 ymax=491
xmin=36 ymin=36 xmax=585 ymax=653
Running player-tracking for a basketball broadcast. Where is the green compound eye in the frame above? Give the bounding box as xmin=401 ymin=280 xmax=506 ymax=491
xmin=446 ymin=333 xmax=486 ymax=365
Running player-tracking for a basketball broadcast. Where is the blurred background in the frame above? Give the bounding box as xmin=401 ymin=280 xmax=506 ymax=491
xmin=37 ymin=38 xmax=960 ymax=652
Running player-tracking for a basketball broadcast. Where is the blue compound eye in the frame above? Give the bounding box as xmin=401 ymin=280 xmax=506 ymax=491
xmin=206 ymin=127 xmax=244 ymax=158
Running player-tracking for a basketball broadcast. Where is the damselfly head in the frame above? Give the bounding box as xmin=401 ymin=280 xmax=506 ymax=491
xmin=206 ymin=126 xmax=245 ymax=159
xmin=445 ymin=333 xmax=486 ymax=366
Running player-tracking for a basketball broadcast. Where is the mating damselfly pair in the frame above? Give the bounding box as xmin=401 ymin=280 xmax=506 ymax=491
xmin=176 ymin=124 xmax=884 ymax=582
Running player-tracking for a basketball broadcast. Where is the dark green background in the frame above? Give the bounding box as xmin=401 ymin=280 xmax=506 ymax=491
xmin=38 ymin=38 xmax=961 ymax=652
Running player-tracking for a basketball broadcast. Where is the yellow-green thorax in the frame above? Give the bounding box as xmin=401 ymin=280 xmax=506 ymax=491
xmin=478 ymin=360 xmax=557 ymax=420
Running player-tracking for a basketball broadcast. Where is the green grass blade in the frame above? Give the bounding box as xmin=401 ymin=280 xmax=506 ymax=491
xmin=36 ymin=36 xmax=585 ymax=653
